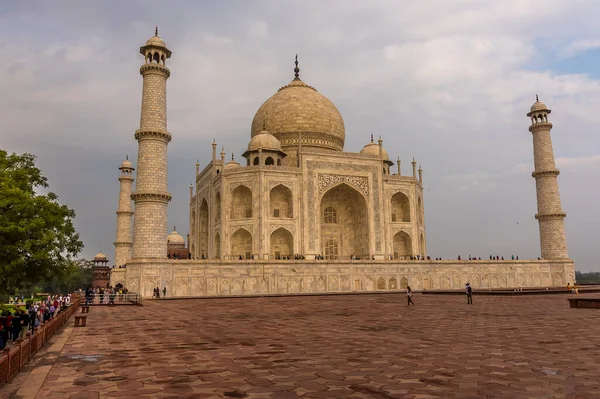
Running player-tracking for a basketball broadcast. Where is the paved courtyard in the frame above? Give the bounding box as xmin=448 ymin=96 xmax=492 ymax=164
xmin=2 ymin=293 xmax=600 ymax=399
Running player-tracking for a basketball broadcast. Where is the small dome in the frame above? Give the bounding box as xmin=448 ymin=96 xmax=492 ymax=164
xmin=247 ymin=130 xmax=282 ymax=153
xmin=167 ymin=228 xmax=185 ymax=245
xmin=225 ymin=159 xmax=241 ymax=169
xmin=530 ymin=100 xmax=548 ymax=113
xmin=120 ymin=159 xmax=132 ymax=169
xmin=145 ymin=34 xmax=166 ymax=48
xmin=93 ymin=252 xmax=107 ymax=261
xmin=360 ymin=141 xmax=389 ymax=160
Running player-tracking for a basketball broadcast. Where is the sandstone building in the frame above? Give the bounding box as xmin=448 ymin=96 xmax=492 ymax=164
xmin=110 ymin=30 xmax=575 ymax=298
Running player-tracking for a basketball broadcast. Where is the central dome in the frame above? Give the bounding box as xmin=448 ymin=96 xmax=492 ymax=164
xmin=251 ymin=59 xmax=345 ymax=152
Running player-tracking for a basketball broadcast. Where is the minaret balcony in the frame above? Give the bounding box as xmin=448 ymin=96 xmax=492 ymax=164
xmin=535 ymin=213 xmax=566 ymax=221
xmin=532 ymin=170 xmax=560 ymax=178
xmin=139 ymin=63 xmax=170 ymax=77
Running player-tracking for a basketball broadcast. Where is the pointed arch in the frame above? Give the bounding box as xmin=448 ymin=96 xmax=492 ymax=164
xmin=320 ymin=183 xmax=369 ymax=259
xmin=231 ymin=185 xmax=252 ymax=219
xmin=377 ymin=277 xmax=386 ymax=290
xmin=417 ymin=197 xmax=423 ymax=225
xmin=400 ymin=277 xmax=408 ymax=289
xmin=265 ymin=156 xmax=274 ymax=165
xmin=270 ymin=227 xmax=293 ymax=259
xmin=214 ymin=232 xmax=221 ymax=260
xmin=391 ymin=191 xmax=411 ymax=222
xmin=191 ymin=210 xmax=196 ymax=236
xmin=215 ymin=192 xmax=221 ymax=223
xmin=199 ymin=198 xmax=208 ymax=259
xmin=393 ymin=231 xmax=412 ymax=260
xmin=270 ymin=184 xmax=293 ymax=218
xmin=231 ymin=228 xmax=252 ymax=260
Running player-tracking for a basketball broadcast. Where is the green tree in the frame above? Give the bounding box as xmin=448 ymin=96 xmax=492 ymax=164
xmin=32 ymin=259 xmax=93 ymax=294
xmin=0 ymin=149 xmax=83 ymax=297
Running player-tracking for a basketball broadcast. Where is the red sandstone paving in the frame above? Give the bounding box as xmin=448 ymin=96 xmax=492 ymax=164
xmin=6 ymin=293 xmax=600 ymax=398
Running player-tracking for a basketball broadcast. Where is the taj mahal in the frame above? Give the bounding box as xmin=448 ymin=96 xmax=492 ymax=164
xmin=107 ymin=30 xmax=575 ymax=298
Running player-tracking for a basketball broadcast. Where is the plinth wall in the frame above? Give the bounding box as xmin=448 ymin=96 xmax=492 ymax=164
xmin=116 ymin=259 xmax=575 ymax=299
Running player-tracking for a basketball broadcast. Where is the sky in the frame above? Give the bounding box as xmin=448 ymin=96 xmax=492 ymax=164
xmin=1 ymin=0 xmax=599 ymax=272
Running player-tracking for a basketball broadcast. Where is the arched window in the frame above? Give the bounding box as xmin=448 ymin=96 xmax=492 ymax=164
xmin=324 ymin=239 xmax=338 ymax=260
xmin=253 ymin=157 xmax=259 ymax=165
xmin=153 ymin=52 xmax=160 ymax=63
xmin=323 ymin=206 xmax=337 ymax=224
xmin=265 ymin=156 xmax=274 ymax=165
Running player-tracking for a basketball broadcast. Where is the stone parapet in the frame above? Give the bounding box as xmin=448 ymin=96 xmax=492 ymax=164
xmin=123 ymin=258 xmax=575 ymax=298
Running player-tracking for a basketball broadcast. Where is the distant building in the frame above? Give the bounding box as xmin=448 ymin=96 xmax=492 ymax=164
xmin=91 ymin=252 xmax=110 ymax=288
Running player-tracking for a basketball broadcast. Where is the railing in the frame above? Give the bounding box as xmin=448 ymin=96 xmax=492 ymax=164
xmin=84 ymin=293 xmax=142 ymax=306
xmin=0 ymin=295 xmax=81 ymax=385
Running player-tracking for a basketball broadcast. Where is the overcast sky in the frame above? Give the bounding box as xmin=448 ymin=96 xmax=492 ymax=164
xmin=2 ymin=1 xmax=599 ymax=271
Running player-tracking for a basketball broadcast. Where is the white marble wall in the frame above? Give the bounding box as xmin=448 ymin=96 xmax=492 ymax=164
xmin=119 ymin=259 xmax=575 ymax=298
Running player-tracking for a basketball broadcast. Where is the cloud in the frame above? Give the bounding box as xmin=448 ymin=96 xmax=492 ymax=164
xmin=556 ymin=154 xmax=600 ymax=167
xmin=560 ymin=39 xmax=600 ymax=58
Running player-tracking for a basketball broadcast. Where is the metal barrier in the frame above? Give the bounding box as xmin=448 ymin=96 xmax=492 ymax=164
xmin=84 ymin=293 xmax=142 ymax=306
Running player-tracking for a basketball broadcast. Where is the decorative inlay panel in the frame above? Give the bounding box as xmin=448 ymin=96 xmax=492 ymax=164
xmin=269 ymin=224 xmax=295 ymax=234
xmin=318 ymin=174 xmax=369 ymax=198
xmin=392 ymin=226 xmax=412 ymax=237
xmin=307 ymin=161 xmax=381 ymax=251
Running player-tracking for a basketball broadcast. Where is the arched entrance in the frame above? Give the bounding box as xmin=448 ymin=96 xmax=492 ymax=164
xmin=320 ymin=183 xmax=369 ymax=259
xmin=231 ymin=185 xmax=252 ymax=219
xmin=270 ymin=228 xmax=293 ymax=259
xmin=393 ymin=231 xmax=412 ymax=260
xmin=231 ymin=228 xmax=252 ymax=260
xmin=391 ymin=192 xmax=410 ymax=222
xmin=270 ymin=185 xmax=293 ymax=218
xmin=199 ymin=199 xmax=208 ymax=259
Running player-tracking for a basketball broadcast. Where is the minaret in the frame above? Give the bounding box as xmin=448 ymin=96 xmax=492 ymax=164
xmin=412 ymin=158 xmax=417 ymax=178
xmin=131 ymin=28 xmax=173 ymax=259
xmin=114 ymin=156 xmax=135 ymax=266
xmin=527 ymin=96 xmax=568 ymax=259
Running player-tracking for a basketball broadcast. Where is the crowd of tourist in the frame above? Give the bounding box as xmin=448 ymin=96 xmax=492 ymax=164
xmin=0 ymin=294 xmax=72 ymax=351
xmin=82 ymin=285 xmax=129 ymax=305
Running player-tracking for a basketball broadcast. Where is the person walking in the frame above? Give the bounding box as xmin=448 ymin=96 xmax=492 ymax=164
xmin=465 ymin=283 xmax=473 ymax=304
xmin=406 ymin=286 xmax=415 ymax=306
xmin=162 ymin=287 xmax=166 ymax=298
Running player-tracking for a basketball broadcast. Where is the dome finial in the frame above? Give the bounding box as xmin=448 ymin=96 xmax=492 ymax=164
xmin=536 ymin=94 xmax=539 ymax=102
xmin=294 ymin=54 xmax=300 ymax=79
xmin=173 ymin=225 xmax=176 ymax=231
xmin=231 ymin=152 xmax=235 ymax=161
xmin=126 ymin=154 xmax=128 ymax=161
xmin=155 ymin=26 xmax=159 ymax=36
xmin=370 ymin=134 xmax=374 ymax=143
